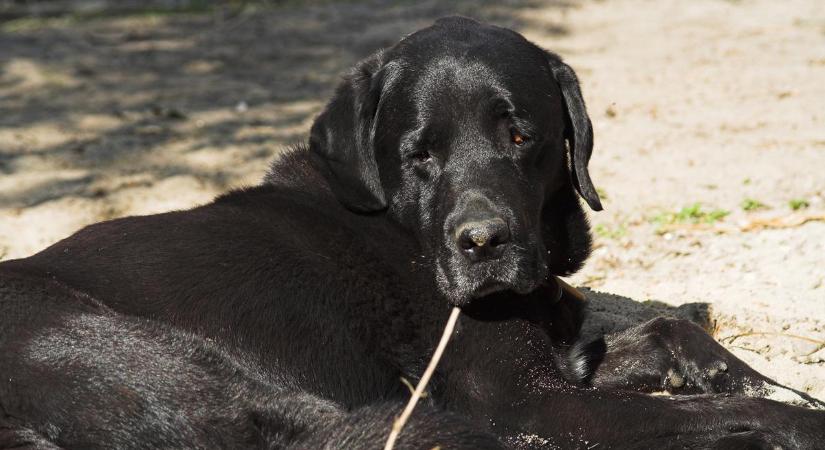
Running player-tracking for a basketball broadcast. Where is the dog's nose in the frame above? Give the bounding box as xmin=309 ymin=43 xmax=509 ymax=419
xmin=455 ymin=218 xmax=511 ymax=261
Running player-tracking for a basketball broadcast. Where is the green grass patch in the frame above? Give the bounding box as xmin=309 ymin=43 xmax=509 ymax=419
xmin=649 ymin=203 xmax=730 ymax=232
xmin=741 ymin=198 xmax=768 ymax=211
xmin=789 ymin=199 xmax=810 ymax=211
xmin=593 ymin=223 xmax=627 ymax=239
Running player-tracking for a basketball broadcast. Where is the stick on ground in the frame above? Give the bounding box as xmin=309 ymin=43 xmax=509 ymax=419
xmin=383 ymin=306 xmax=462 ymax=450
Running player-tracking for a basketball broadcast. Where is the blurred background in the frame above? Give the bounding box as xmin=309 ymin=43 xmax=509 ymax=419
xmin=1 ymin=0 xmax=823 ymax=398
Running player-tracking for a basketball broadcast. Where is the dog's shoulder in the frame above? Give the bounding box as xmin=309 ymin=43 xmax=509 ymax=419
xmin=0 ymin=146 xmax=415 ymax=310
xmin=9 ymin=147 xmax=348 ymax=264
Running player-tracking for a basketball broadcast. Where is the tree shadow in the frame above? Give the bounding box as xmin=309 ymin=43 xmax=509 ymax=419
xmin=0 ymin=0 xmax=574 ymax=208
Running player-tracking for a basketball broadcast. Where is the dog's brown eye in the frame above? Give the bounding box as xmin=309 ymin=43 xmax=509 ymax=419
xmin=410 ymin=150 xmax=432 ymax=163
xmin=511 ymin=129 xmax=527 ymax=146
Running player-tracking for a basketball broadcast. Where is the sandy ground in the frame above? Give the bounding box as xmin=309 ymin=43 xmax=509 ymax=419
xmin=1 ymin=0 xmax=823 ymax=400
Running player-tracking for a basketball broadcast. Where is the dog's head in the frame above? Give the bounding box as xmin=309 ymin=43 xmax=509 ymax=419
xmin=310 ymin=16 xmax=601 ymax=306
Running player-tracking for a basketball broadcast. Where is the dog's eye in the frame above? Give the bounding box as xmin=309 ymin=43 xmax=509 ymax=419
xmin=511 ymin=129 xmax=527 ymax=146
xmin=410 ymin=150 xmax=432 ymax=163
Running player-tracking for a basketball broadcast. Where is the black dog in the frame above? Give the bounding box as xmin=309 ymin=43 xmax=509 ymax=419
xmin=2 ymin=16 xmax=823 ymax=449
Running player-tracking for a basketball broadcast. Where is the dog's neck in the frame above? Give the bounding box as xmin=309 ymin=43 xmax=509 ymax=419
xmin=263 ymin=145 xmax=335 ymax=196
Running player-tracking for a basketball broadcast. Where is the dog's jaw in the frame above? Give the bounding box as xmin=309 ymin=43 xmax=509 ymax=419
xmin=434 ymin=245 xmax=547 ymax=306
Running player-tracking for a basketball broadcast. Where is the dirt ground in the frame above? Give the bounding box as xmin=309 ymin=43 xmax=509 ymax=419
xmin=1 ymin=0 xmax=823 ymax=400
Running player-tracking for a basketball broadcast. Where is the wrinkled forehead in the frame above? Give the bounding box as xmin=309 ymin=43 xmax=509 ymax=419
xmin=394 ymin=56 xmax=560 ymax=131
xmin=386 ymin=25 xmax=560 ymax=123
xmin=412 ymin=57 xmax=508 ymax=115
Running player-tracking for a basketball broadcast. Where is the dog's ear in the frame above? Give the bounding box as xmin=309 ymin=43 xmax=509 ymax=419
xmin=547 ymin=54 xmax=603 ymax=211
xmin=309 ymin=51 xmax=387 ymax=212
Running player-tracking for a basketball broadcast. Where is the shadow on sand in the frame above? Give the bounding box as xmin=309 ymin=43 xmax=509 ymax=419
xmin=0 ymin=0 xmax=571 ymax=207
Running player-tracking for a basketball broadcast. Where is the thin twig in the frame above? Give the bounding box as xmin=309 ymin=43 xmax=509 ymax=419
xmin=384 ymin=307 xmax=461 ymax=450
xmin=399 ymin=377 xmax=428 ymax=398
xmin=726 ymin=345 xmax=766 ymax=355
xmin=738 ymin=214 xmax=825 ymax=232
xmin=803 ymin=343 xmax=825 ymax=357
xmin=720 ymin=331 xmax=825 ymax=346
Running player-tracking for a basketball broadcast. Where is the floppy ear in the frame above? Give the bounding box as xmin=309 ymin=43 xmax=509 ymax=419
xmin=547 ymin=55 xmax=603 ymax=211
xmin=309 ymin=51 xmax=387 ymax=212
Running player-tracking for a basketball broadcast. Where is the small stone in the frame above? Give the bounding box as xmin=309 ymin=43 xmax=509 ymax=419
xmin=667 ymin=368 xmax=685 ymax=388
xmin=605 ymin=105 xmax=617 ymax=118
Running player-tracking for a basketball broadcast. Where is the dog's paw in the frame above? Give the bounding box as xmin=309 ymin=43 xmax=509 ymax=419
xmin=563 ymin=337 xmax=607 ymax=383
xmin=582 ymin=316 xmax=825 ymax=409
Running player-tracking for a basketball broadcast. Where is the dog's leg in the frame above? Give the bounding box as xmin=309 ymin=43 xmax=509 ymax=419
xmin=444 ymin=314 xmax=825 ymax=449
xmin=495 ymin=390 xmax=825 ymax=449
xmin=571 ymin=316 xmax=825 ymax=409
xmin=290 ymin=402 xmax=503 ymax=450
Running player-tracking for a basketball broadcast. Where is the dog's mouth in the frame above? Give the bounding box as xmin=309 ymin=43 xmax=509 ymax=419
xmin=472 ymin=280 xmax=510 ymax=299
xmin=472 ymin=277 xmax=537 ymax=299
xmin=435 ymin=244 xmax=546 ymax=306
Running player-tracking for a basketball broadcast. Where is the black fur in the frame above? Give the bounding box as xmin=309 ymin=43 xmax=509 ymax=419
xmin=1 ymin=16 xmax=823 ymax=449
